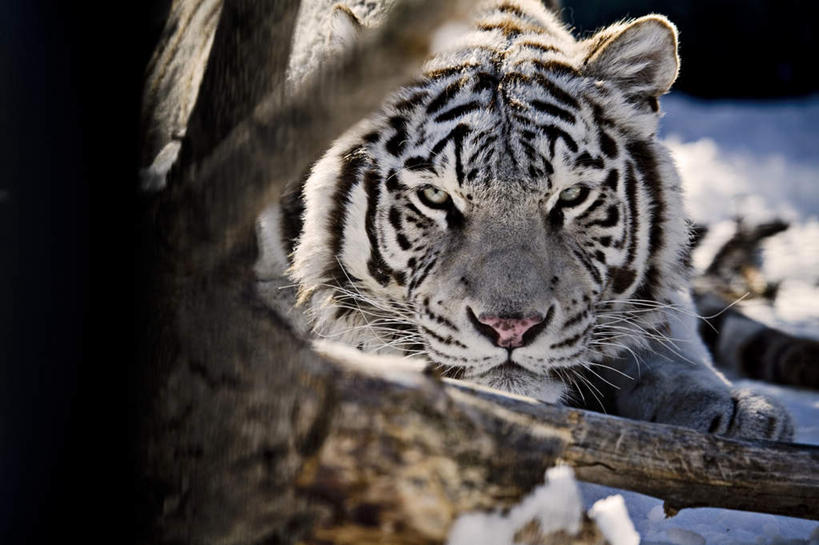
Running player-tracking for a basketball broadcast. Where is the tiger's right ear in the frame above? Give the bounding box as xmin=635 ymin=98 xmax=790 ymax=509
xmin=582 ymin=15 xmax=679 ymax=102
xmin=327 ymin=4 xmax=363 ymax=51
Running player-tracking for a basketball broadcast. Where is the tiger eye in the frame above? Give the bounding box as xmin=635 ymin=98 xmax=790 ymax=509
xmin=421 ymin=186 xmax=450 ymax=205
xmin=559 ymin=186 xmax=583 ymax=202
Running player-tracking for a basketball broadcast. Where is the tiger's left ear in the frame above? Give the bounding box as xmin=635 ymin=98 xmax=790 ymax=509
xmin=583 ymin=15 xmax=679 ymax=102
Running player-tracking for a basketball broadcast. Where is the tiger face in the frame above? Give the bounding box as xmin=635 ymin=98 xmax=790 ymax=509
xmin=288 ymin=0 xmax=690 ymax=401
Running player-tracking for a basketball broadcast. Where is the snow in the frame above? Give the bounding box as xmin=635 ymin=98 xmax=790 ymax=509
xmin=447 ymin=466 xmax=638 ymax=545
xmin=588 ymin=495 xmax=640 ymax=545
xmin=663 ymin=94 xmax=819 ymax=339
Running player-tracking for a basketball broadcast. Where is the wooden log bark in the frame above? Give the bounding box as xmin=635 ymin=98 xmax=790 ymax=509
xmin=140 ymin=0 xmax=222 ymax=190
xmin=309 ymin=351 xmax=819 ymax=525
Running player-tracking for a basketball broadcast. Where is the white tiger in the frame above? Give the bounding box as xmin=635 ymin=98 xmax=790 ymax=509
xmin=257 ymin=0 xmax=793 ymax=440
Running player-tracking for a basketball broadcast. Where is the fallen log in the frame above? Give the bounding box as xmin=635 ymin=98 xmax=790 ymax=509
xmin=309 ymin=346 xmax=819 ymax=528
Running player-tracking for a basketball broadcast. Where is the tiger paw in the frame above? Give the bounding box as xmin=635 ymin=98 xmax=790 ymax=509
xmin=718 ymin=388 xmax=795 ymax=442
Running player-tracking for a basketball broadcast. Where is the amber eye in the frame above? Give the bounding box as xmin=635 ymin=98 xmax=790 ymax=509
xmin=559 ymin=186 xmax=583 ymax=202
xmin=418 ymin=185 xmax=451 ymax=208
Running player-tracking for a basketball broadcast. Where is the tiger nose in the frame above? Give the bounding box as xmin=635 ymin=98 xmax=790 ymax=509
xmin=474 ymin=312 xmax=545 ymax=348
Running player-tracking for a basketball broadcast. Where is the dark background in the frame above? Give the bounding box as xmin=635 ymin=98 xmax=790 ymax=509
xmin=1 ymin=0 xmax=815 ymax=543
xmin=1 ymin=1 xmax=165 ymax=543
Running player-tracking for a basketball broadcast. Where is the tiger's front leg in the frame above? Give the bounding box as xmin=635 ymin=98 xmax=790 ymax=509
xmin=582 ymin=309 xmax=795 ymax=442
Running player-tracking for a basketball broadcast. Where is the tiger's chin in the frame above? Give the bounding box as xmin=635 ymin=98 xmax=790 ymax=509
xmin=467 ymin=361 xmax=566 ymax=404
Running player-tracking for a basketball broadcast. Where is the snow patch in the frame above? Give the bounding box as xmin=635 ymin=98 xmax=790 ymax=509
xmin=588 ymin=495 xmax=640 ymax=545
xmin=447 ymin=466 xmax=636 ymax=545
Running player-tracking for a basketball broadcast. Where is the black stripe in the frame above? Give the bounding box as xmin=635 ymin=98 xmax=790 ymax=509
xmin=427 ymin=79 xmax=466 ymax=115
xmin=624 ymin=162 xmax=639 ymax=266
xmin=411 ymin=255 xmax=438 ymax=290
xmin=420 ymin=325 xmax=467 ymax=348
xmin=531 ymin=99 xmax=576 ymax=124
xmin=530 ymin=59 xmax=580 ymax=78
xmin=563 ymin=309 xmax=588 ymax=329
xmin=434 ymin=101 xmax=481 ymax=123
xmin=531 ymin=73 xmax=579 ymax=109
xmin=404 ymin=200 xmax=425 ymax=220
xmin=466 ymin=133 xmax=497 ymax=164
xmin=431 ymin=124 xmax=470 ymax=186
xmin=502 ymin=71 xmax=531 ymax=87
xmin=575 ymin=195 xmax=605 ymax=222
xmin=574 ymin=151 xmax=604 ymax=170
xmin=279 ymin=166 xmax=309 ymax=261
xmin=610 ymin=267 xmax=636 ymax=294
xmin=394 ymin=91 xmax=429 ymax=113
xmin=388 ymin=206 xmax=402 ymax=231
xmin=385 ymin=116 xmax=408 ymax=157
xmin=392 ymin=270 xmax=407 ymax=286
xmin=520 ymin=140 xmax=538 ymax=161
xmin=541 ymin=124 xmax=578 ymax=155
xmin=473 ymin=71 xmax=500 ymax=94
xmin=603 ymin=168 xmax=619 ymax=191
xmin=384 ymin=168 xmax=409 ymax=193
xmin=404 ymin=156 xmax=435 ymax=172
xmin=512 ymin=113 xmax=534 ymax=127
xmin=550 ymin=322 xmax=594 ymax=349
xmin=363 ymin=169 xmax=393 ymax=286
xmin=627 ymin=140 xmax=665 ymax=264
xmin=423 ymin=301 xmax=460 ymax=332
xmin=324 ymin=146 xmax=367 ymax=281
xmin=627 ymin=140 xmax=665 ymax=302
xmin=587 ymin=205 xmax=619 ymax=228
xmin=573 ymin=248 xmax=602 ymax=285
xmin=388 ymin=206 xmax=412 ymax=251
xmin=599 ymin=129 xmax=618 ymax=158
xmin=633 ymin=265 xmax=660 ymax=302
xmin=424 ymin=64 xmax=479 ymax=81
xmin=363 ymin=131 xmax=380 ymax=144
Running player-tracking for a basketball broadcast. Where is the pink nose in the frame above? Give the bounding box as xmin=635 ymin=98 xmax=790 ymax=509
xmin=477 ymin=313 xmax=545 ymax=348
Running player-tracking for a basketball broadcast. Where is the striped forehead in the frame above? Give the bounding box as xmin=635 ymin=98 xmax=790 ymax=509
xmin=386 ymin=67 xmax=591 ymax=192
xmin=382 ymin=1 xmax=594 ymax=187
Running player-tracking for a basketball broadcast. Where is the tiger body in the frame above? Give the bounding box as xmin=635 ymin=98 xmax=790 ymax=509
xmin=258 ymin=0 xmax=792 ymax=439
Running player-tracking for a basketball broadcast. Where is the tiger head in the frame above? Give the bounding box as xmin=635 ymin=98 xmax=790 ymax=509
xmin=288 ymin=0 xmax=690 ymax=402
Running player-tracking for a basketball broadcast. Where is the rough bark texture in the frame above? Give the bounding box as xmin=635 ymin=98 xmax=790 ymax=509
xmin=140 ymin=0 xmax=222 ymax=188
xmin=135 ymin=0 xmax=819 ymax=543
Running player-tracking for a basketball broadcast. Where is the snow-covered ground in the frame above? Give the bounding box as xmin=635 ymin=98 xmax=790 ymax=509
xmin=663 ymin=94 xmax=819 ymax=339
xmin=447 ymin=94 xmax=819 ymax=544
